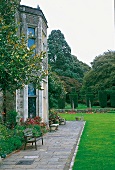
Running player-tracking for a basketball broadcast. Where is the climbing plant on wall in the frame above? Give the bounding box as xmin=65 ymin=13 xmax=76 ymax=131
xmin=0 ymin=0 xmax=47 ymax=114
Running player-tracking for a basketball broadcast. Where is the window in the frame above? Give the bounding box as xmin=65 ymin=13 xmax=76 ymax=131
xmin=28 ymin=98 xmax=36 ymax=118
xmin=27 ymin=27 xmax=36 ymax=54
xmin=28 ymin=27 xmax=35 ymax=37
xmin=28 ymin=83 xmax=36 ymax=96
xmin=27 ymin=27 xmax=36 ymax=118
xmin=28 ymin=39 xmax=35 ymax=48
xmin=28 ymin=84 xmax=36 ymax=118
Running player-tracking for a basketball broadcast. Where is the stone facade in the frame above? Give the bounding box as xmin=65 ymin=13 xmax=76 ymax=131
xmin=15 ymin=5 xmax=48 ymax=123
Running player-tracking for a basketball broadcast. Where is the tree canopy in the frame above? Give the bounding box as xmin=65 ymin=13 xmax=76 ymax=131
xmin=47 ymin=29 xmax=91 ymax=107
xmin=48 ymin=30 xmax=90 ymax=94
xmin=82 ymin=51 xmax=115 ymax=93
xmin=48 ymin=30 xmax=72 ymax=76
xmin=48 ymin=66 xmax=66 ymax=109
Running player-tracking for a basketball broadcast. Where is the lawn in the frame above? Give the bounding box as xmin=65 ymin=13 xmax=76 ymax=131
xmin=59 ymin=113 xmax=115 ymax=170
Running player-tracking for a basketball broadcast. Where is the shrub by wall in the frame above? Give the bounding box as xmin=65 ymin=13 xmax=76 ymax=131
xmin=6 ymin=110 xmax=18 ymax=129
xmin=0 ymin=124 xmax=23 ymax=156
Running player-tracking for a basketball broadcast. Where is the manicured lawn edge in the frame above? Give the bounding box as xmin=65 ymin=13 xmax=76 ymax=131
xmin=59 ymin=113 xmax=115 ymax=170
xmin=69 ymin=121 xmax=86 ymax=170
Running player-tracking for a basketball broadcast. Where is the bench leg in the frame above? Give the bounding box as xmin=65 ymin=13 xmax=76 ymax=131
xmin=24 ymin=142 xmax=26 ymax=150
xmin=42 ymin=138 xmax=43 ymax=145
xmin=35 ymin=141 xmax=37 ymax=150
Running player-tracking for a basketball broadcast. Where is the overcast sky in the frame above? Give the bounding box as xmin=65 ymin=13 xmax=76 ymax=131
xmin=20 ymin=0 xmax=114 ymax=65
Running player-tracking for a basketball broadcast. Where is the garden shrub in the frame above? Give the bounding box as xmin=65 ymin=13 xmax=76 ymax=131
xmin=0 ymin=116 xmax=47 ymax=156
xmin=86 ymin=93 xmax=94 ymax=107
xmin=58 ymin=95 xmax=65 ymax=109
xmin=0 ymin=136 xmax=22 ymax=155
xmin=110 ymin=91 xmax=115 ymax=107
xmin=98 ymin=90 xmax=107 ymax=108
xmin=69 ymin=87 xmax=78 ymax=109
xmin=49 ymin=109 xmax=59 ymax=124
xmin=49 ymin=95 xmax=58 ymax=109
xmin=26 ymin=124 xmax=42 ymax=137
xmin=93 ymin=101 xmax=100 ymax=106
xmin=24 ymin=116 xmax=42 ymax=125
xmin=8 ymin=136 xmax=22 ymax=150
xmin=6 ymin=110 xmax=18 ymax=129
xmin=20 ymin=116 xmax=48 ymax=134
xmin=0 ymin=124 xmax=23 ymax=156
xmin=0 ymin=124 xmax=12 ymax=140
xmin=69 ymin=93 xmax=78 ymax=109
xmin=72 ymin=94 xmax=78 ymax=108
xmin=0 ymin=115 xmax=3 ymax=123
xmin=15 ymin=124 xmax=26 ymax=141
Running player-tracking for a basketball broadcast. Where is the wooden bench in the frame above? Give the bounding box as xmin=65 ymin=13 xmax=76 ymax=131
xmin=23 ymin=128 xmax=43 ymax=150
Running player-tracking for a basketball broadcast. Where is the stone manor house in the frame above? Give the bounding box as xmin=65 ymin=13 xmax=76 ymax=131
xmin=1 ymin=3 xmax=49 ymax=123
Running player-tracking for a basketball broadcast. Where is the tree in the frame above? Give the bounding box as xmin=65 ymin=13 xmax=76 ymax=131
xmin=48 ymin=66 xmax=66 ymax=109
xmin=78 ymin=59 xmax=91 ymax=75
xmin=48 ymin=29 xmax=91 ymax=106
xmin=69 ymin=88 xmax=78 ymax=109
xmin=60 ymin=76 xmax=81 ymax=93
xmin=0 ymin=0 xmax=47 ymax=114
xmin=98 ymin=90 xmax=107 ymax=108
xmin=48 ymin=30 xmax=90 ymax=81
xmin=71 ymin=55 xmax=91 ymax=82
xmin=48 ymin=30 xmax=72 ymax=76
xmin=48 ymin=30 xmax=89 ymax=86
xmin=82 ymin=51 xmax=115 ymax=93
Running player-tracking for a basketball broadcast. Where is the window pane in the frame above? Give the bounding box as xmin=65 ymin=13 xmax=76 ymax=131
xmin=28 ymin=38 xmax=35 ymax=48
xmin=28 ymin=98 xmax=36 ymax=118
xmin=28 ymin=27 xmax=35 ymax=36
xmin=28 ymin=84 xmax=36 ymax=96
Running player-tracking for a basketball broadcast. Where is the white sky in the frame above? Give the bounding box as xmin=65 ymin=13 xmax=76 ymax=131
xmin=20 ymin=0 xmax=115 ymax=65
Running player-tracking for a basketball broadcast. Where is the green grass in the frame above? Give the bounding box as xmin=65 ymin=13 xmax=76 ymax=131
xmin=59 ymin=113 xmax=115 ymax=170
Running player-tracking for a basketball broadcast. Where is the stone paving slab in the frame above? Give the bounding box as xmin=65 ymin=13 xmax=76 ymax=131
xmin=0 ymin=121 xmax=85 ymax=170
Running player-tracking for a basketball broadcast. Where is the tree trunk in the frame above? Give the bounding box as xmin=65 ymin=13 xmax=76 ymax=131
xmin=3 ymin=89 xmax=7 ymax=122
xmin=72 ymin=100 xmax=74 ymax=110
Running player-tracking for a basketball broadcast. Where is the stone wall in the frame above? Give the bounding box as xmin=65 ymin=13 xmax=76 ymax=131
xmin=0 ymin=4 xmax=48 ymax=123
xmin=15 ymin=4 xmax=48 ymax=122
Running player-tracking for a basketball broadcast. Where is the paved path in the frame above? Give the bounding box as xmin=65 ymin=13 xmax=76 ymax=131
xmin=0 ymin=121 xmax=85 ymax=170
